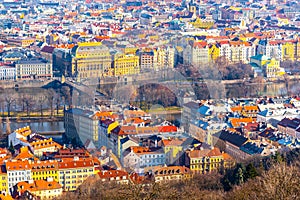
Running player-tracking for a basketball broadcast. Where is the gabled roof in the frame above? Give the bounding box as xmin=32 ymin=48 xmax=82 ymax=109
xmin=41 ymin=46 xmax=55 ymax=53
xmin=240 ymin=142 xmax=264 ymax=155
xmin=6 ymin=160 xmax=30 ymax=171
xmin=198 ymin=105 xmax=211 ymax=116
xmin=162 ymin=138 xmax=185 ymax=147
xmin=58 ymin=158 xmax=94 ymax=169
xmin=17 ymin=179 xmax=62 ymax=193
xmin=158 ymin=125 xmax=177 ymax=133
xmin=183 ymin=101 xmax=200 ymax=110
xmin=98 ymin=170 xmax=128 ymax=179
xmin=189 ymin=147 xmax=222 ymax=158
xmin=152 ymin=166 xmax=192 ymax=176
xmin=14 ymin=146 xmax=34 ymax=160
xmin=214 ymin=130 xmax=248 ymax=147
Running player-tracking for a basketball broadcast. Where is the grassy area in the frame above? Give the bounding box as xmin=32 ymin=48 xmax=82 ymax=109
xmin=0 ymin=108 xmax=64 ymax=118
xmin=146 ymin=106 xmax=182 ymax=113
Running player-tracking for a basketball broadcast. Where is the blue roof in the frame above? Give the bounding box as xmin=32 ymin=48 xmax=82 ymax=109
xmin=258 ymin=109 xmax=268 ymax=117
xmin=120 ymin=136 xmax=130 ymax=144
xmin=197 ymin=120 xmax=209 ymax=130
xmin=141 ymin=13 xmax=152 ymax=19
xmin=197 ymin=105 xmax=211 ymax=116
xmin=240 ymin=142 xmax=264 ymax=155
xmin=250 ymin=54 xmax=265 ymax=61
xmin=278 ymin=138 xmax=292 ymax=146
xmin=258 ymin=40 xmax=267 ymax=46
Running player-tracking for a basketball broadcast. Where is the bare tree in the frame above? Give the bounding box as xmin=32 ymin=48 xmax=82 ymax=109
xmin=24 ymin=95 xmax=34 ymax=117
xmin=55 ymin=93 xmax=61 ymax=115
xmin=19 ymin=94 xmax=26 ymax=113
xmin=38 ymin=97 xmax=44 ymax=117
xmin=47 ymin=89 xmax=56 ymax=118
xmin=0 ymin=117 xmax=3 ymax=135
xmin=61 ymin=86 xmax=71 ymax=109
xmin=5 ymin=117 xmax=11 ymax=134
xmin=4 ymin=93 xmax=16 ymax=117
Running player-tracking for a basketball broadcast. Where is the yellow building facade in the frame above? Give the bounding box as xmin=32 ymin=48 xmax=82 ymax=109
xmin=281 ymin=41 xmax=295 ymax=61
xmin=71 ymin=42 xmax=112 ymax=80
xmin=190 ymin=17 xmax=214 ymax=29
xmin=265 ymin=58 xmax=285 ymax=78
xmin=30 ymin=160 xmax=59 ymax=182
xmin=0 ymin=171 xmax=8 ymax=195
xmin=58 ymin=158 xmax=94 ymax=191
xmin=16 ymin=179 xmax=62 ymax=200
xmin=186 ymin=148 xmax=234 ymax=174
xmin=208 ymin=43 xmax=221 ymax=62
xmin=113 ymin=53 xmax=140 ymax=76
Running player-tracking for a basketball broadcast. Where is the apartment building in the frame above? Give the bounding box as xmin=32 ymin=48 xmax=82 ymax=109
xmin=30 ymin=160 xmax=59 ymax=182
xmin=64 ymin=108 xmax=99 ymax=147
xmin=6 ymin=160 xmax=32 ymax=194
xmin=71 ymin=42 xmax=112 ymax=80
xmin=15 ymin=58 xmax=52 ymax=80
xmin=58 ymin=157 xmax=94 ymax=191
xmin=113 ymin=53 xmax=140 ymax=76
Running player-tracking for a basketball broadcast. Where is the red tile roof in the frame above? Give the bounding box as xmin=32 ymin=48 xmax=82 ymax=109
xmin=98 ymin=170 xmax=128 ymax=179
xmin=58 ymin=158 xmax=94 ymax=169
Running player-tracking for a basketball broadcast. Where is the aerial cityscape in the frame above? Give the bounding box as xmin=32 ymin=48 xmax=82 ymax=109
xmin=0 ymin=0 xmax=299 ymax=199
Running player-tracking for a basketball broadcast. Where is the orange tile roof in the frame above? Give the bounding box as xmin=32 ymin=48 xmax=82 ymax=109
xmin=30 ymin=138 xmax=62 ymax=150
xmin=136 ymin=126 xmax=158 ymax=134
xmin=98 ymin=170 xmax=128 ymax=179
xmin=218 ymin=41 xmax=229 ymax=45
xmin=162 ymin=138 xmax=185 ymax=146
xmin=0 ymin=194 xmax=13 ymax=200
xmin=222 ymin=153 xmax=234 ymax=161
xmin=129 ymin=172 xmax=146 ymax=184
xmin=58 ymin=158 xmax=94 ymax=169
xmin=124 ymin=118 xmax=145 ymax=125
xmin=124 ymin=110 xmax=148 ymax=118
xmin=158 ymin=126 xmax=177 ymax=133
xmin=0 ymin=148 xmax=8 ymax=155
xmin=6 ymin=160 xmax=30 ymax=171
xmin=130 ymin=146 xmax=150 ymax=154
xmin=130 ymin=146 xmax=163 ymax=155
xmin=269 ymin=41 xmax=281 ymax=45
xmin=17 ymin=179 xmax=62 ymax=193
xmin=189 ymin=147 xmax=222 ymax=158
xmin=15 ymin=146 xmax=34 ymax=160
xmin=193 ymin=41 xmax=207 ymax=48
xmin=30 ymin=160 xmax=58 ymax=172
xmin=231 ymin=106 xmax=243 ymax=112
xmin=94 ymin=35 xmax=110 ymax=40
xmin=94 ymin=111 xmax=113 ymax=118
xmin=230 ymin=118 xmax=255 ymax=128
xmin=244 ymin=105 xmax=259 ymax=111
xmin=151 ymin=166 xmax=192 ymax=176
xmin=52 ymin=44 xmax=75 ymax=49
xmin=117 ymin=126 xmax=137 ymax=136
xmin=14 ymin=126 xmax=31 ymax=137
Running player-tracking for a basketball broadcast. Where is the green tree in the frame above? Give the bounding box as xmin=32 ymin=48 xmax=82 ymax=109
xmin=8 ymin=141 xmax=14 ymax=155
xmin=272 ymin=152 xmax=284 ymax=163
xmin=245 ymin=163 xmax=259 ymax=180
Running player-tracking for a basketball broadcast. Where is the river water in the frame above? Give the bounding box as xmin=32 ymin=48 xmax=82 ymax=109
xmin=1 ymin=121 xmax=64 ymax=133
xmin=0 ymin=80 xmax=299 ymax=132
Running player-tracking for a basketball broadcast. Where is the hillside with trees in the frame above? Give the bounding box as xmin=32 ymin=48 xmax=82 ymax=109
xmin=56 ymin=150 xmax=300 ymax=200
